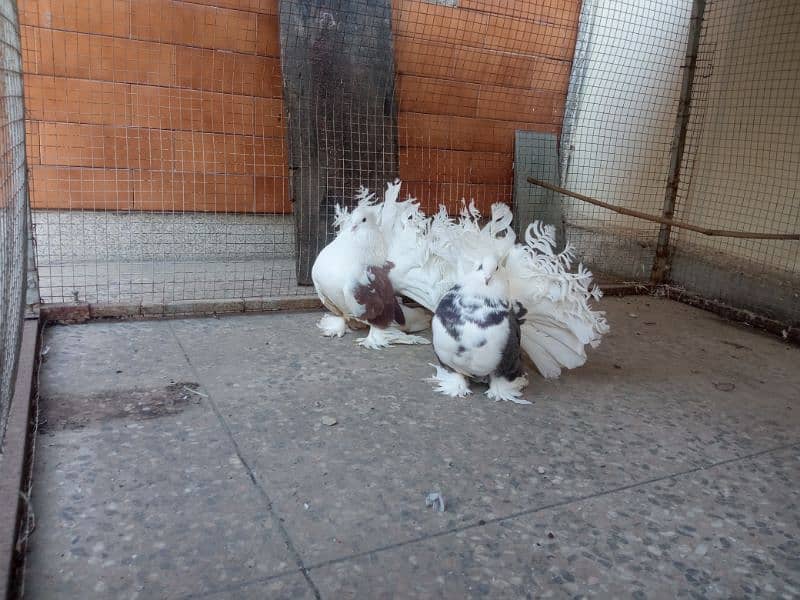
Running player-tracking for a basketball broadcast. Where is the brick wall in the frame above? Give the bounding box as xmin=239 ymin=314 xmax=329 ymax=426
xmin=20 ymin=0 xmax=578 ymax=214
xmin=20 ymin=0 xmax=290 ymax=213
xmin=394 ymin=0 xmax=579 ymax=214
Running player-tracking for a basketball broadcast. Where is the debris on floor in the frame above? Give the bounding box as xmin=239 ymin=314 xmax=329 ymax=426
xmin=321 ymin=416 xmax=338 ymax=426
xmin=182 ymin=386 xmax=208 ymax=398
xmin=425 ymin=492 xmax=446 ymax=512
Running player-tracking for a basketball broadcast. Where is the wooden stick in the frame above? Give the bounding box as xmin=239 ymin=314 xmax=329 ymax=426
xmin=526 ymin=177 xmax=800 ymax=241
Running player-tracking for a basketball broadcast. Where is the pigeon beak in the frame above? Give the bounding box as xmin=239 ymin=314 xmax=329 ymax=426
xmin=351 ymin=225 xmax=357 ymax=232
xmin=484 ymin=274 xmax=492 ymax=285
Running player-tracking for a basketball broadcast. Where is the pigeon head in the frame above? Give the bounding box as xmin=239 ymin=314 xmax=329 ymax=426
xmin=347 ymin=204 xmax=380 ymax=235
xmin=339 ymin=204 xmax=387 ymax=261
xmin=462 ymin=256 xmax=509 ymax=298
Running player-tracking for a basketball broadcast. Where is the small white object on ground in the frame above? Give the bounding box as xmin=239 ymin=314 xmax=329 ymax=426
xmin=183 ymin=386 xmax=208 ymax=398
xmin=537 ymin=466 xmax=546 ymax=474
xmin=425 ymin=492 xmax=446 ymax=512
xmin=321 ymin=416 xmax=338 ymax=426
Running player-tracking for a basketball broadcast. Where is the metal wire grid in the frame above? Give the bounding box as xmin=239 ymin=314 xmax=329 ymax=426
xmin=671 ymin=0 xmax=800 ymax=323
xmin=21 ymin=0 xmax=797 ymax=322
xmin=21 ymin=0 xmax=298 ymax=306
xmin=392 ymin=0 xmax=575 ymax=217
xmin=20 ymin=0 xmax=582 ymax=308
xmin=540 ymin=0 xmax=694 ymax=282
xmin=0 ymin=0 xmax=27 ymax=445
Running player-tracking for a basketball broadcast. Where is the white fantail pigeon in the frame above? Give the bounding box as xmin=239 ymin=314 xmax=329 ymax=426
xmin=428 ymin=256 xmax=531 ymax=404
xmin=311 ymin=183 xmax=430 ymax=349
xmin=313 ymin=179 xmax=609 ymax=376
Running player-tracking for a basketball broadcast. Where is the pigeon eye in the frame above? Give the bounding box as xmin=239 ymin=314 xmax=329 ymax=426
xmin=477 ymin=264 xmax=483 ymax=271
xmin=361 ymin=217 xmax=367 ymax=223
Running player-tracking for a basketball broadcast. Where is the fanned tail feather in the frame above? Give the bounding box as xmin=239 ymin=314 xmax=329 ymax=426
xmin=381 ymin=186 xmax=457 ymax=311
xmin=507 ymin=221 xmax=609 ymax=378
xmin=428 ymin=201 xmax=516 ymax=274
xmin=329 ymin=182 xmax=608 ymax=376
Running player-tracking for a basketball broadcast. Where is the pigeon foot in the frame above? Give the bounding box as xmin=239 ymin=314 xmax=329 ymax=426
xmin=318 ymin=314 xmax=348 ymax=338
xmin=486 ymin=374 xmax=531 ymax=404
xmin=427 ymin=364 xmax=472 ymax=397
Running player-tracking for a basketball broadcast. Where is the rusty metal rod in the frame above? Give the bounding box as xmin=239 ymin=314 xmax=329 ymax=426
xmin=526 ymin=177 xmax=800 ymax=241
xmin=651 ymin=0 xmax=709 ymax=282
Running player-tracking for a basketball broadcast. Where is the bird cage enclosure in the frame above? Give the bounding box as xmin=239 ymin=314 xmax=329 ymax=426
xmin=0 ymin=0 xmax=27 ymax=444
xmin=19 ymin=0 xmax=581 ymax=314
xmin=0 ymin=0 xmax=797 ymax=329
xmin=539 ymin=0 xmax=800 ymax=325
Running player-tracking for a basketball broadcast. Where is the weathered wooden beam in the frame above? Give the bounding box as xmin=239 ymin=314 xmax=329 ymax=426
xmin=280 ymin=0 xmax=399 ymax=285
xmin=527 ymin=177 xmax=800 ymax=241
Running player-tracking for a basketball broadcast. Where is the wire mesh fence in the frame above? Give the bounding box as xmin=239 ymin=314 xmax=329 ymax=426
xmin=670 ymin=0 xmax=800 ymax=323
xmin=0 ymin=0 xmax=28 ymax=445
xmin=523 ymin=0 xmax=695 ymax=282
xmin=19 ymin=0 xmax=580 ymax=311
xmin=21 ymin=0 xmax=297 ymax=307
xmin=13 ymin=0 xmax=800 ymax=325
xmin=525 ymin=0 xmax=798 ymax=323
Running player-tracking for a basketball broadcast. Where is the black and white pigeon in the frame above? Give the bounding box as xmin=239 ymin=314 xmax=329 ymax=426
xmin=311 ymin=186 xmax=430 ymax=349
xmin=313 ymin=180 xmax=608 ymax=375
xmin=428 ymin=256 xmax=531 ymax=404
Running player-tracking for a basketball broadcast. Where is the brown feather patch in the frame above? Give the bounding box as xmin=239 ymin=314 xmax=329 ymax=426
xmin=353 ymin=262 xmax=404 ymax=328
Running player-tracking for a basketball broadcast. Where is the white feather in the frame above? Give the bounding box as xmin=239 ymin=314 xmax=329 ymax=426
xmin=427 ymin=364 xmax=472 ymax=397
xmin=314 ymin=179 xmax=608 ymax=375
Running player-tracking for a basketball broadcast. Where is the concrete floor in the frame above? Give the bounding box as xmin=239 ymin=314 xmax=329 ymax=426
xmin=23 ymin=297 xmax=800 ymax=599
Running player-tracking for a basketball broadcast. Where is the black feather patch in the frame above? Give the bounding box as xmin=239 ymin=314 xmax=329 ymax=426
xmin=434 ymin=288 xmax=464 ymax=339
xmin=434 ymin=286 xmax=511 ymax=341
xmin=495 ymin=306 xmax=524 ymax=380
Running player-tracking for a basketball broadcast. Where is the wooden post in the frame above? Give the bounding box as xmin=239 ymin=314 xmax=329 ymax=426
xmin=650 ymin=0 xmax=707 ymax=284
xmin=280 ymin=0 xmax=399 ymax=285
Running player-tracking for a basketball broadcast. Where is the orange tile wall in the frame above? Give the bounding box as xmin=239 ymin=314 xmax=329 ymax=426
xmin=393 ymin=0 xmax=579 ymax=214
xmin=20 ymin=0 xmax=289 ymax=213
xmin=20 ymin=0 xmax=578 ymax=214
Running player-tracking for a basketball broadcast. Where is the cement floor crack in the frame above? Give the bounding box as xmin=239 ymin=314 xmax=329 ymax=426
xmin=178 ymin=423 xmax=798 ymax=600
xmin=169 ymin=321 xmax=323 ymax=600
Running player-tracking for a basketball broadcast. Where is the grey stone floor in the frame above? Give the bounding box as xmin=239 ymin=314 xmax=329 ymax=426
xmin=23 ymin=297 xmax=800 ymax=599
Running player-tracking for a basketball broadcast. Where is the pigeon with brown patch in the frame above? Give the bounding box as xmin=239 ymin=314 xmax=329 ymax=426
xmin=311 ymin=185 xmax=430 ymax=349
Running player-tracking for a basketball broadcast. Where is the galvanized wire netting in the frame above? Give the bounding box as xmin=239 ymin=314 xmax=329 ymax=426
xmin=0 ymin=0 xmax=28 ymax=445
xmin=22 ymin=0 xmax=298 ymax=308
xmin=525 ymin=0 xmax=695 ymax=281
xmin=21 ymin=0 xmax=579 ymax=310
xmin=529 ymin=0 xmax=799 ymax=323
xmin=16 ymin=0 xmax=800 ymax=324
xmin=671 ymin=0 xmax=800 ymax=323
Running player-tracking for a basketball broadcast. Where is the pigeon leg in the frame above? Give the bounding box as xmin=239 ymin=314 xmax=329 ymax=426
xmin=486 ymin=374 xmax=531 ymax=404
xmin=356 ymin=326 xmax=430 ymax=349
xmin=426 ymin=363 xmax=472 ymax=397
xmin=317 ymin=313 xmax=349 ymax=338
